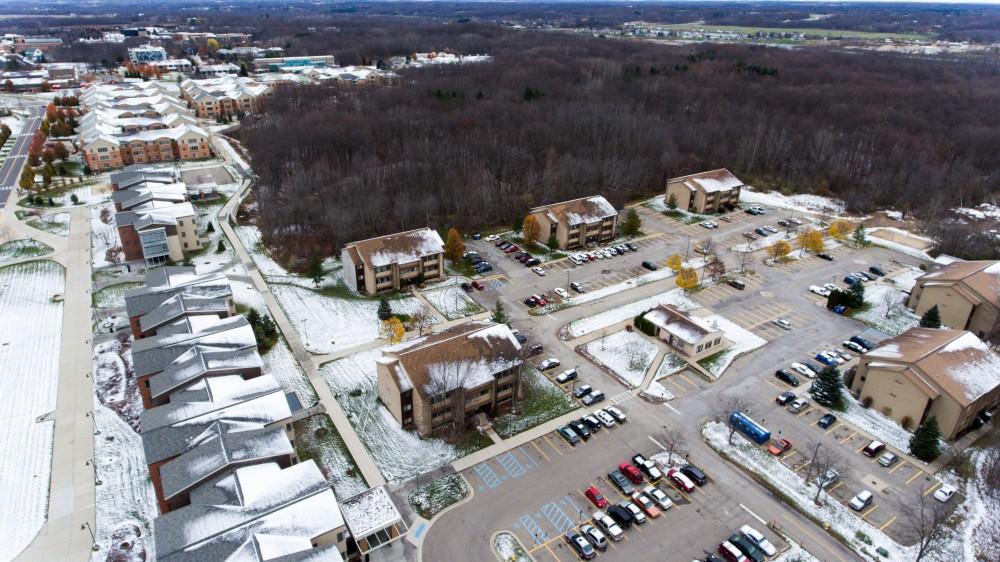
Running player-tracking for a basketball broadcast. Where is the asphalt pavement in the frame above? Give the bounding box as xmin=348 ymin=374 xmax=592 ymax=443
xmin=0 ymin=106 xmax=45 ymax=208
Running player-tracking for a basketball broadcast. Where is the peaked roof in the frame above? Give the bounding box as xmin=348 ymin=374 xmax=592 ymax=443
xmin=140 ymin=293 xmax=231 ymax=334
xmin=530 ymin=195 xmax=617 ymax=225
xmin=131 ymin=315 xmax=256 ymax=378
xmin=644 ymin=304 xmax=721 ymax=345
xmin=917 ymin=260 xmax=1000 ymax=309
xmin=125 ymin=270 xmax=231 ymax=318
xmin=669 ymin=168 xmax=744 ymax=193
xmin=148 ymin=344 xmax=261 ymax=400
xmin=344 ymin=227 xmax=444 ymax=268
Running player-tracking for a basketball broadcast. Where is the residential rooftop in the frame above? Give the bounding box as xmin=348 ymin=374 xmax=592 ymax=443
xmin=530 ymin=195 xmax=617 ymax=225
xmin=669 ymin=168 xmax=744 ymax=193
xmin=343 ymin=227 xmax=444 ymax=268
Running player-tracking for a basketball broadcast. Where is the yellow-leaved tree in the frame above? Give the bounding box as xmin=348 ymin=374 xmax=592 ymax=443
xmin=676 ymin=267 xmax=699 ymax=290
xmin=444 ymin=227 xmax=464 ymax=262
xmin=797 ymin=228 xmax=824 ymax=254
xmin=522 ymin=215 xmax=542 ymax=246
xmin=768 ymin=240 xmax=792 ymax=260
xmin=386 ymin=317 xmax=405 ymax=343
xmin=828 ymin=220 xmax=852 ymax=241
xmin=666 ymin=254 xmax=683 ymax=271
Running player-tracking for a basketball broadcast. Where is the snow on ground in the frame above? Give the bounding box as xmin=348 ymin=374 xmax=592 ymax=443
xmin=53 ymin=183 xmax=109 ymax=206
xmin=90 ymin=203 xmax=121 ymax=269
xmin=848 ymin=281 xmax=919 ymax=336
xmin=493 ymin=531 xmax=530 ymax=562
xmin=0 ymin=238 xmax=52 ymax=263
xmin=272 ymin=284 xmax=433 ymax=355
xmin=230 ymin=277 xmax=266 ymax=311
xmin=739 ymin=187 xmax=847 ymax=216
xmin=838 ymin=393 xmax=923 ymax=453
xmin=732 ymin=231 xmax=793 ymax=252
xmin=293 ymin=414 xmax=368 ymax=499
xmin=772 ymin=538 xmax=820 ymax=562
xmin=642 ymin=196 xmax=709 ymax=221
xmin=640 ymin=380 xmax=675 ymax=402
xmin=27 ymin=212 xmax=70 ymax=236
xmin=696 ymin=315 xmax=767 ymax=378
xmin=581 ymin=330 xmax=659 ymax=388
xmin=262 ymin=338 xmax=319 ymax=408
xmin=547 ymin=267 xmax=678 ymax=312
xmin=408 ymin=473 xmax=469 ymax=519
xmin=564 ymin=288 xmax=697 ymax=338
xmin=953 ymin=203 xmax=1000 ymax=221
xmin=90 ymin=404 xmax=157 ymax=562
xmin=319 ymin=349 xmax=469 ymax=483
xmin=654 ymin=352 xmax=687 ymax=378
xmin=422 ymin=285 xmax=483 ymax=320
xmin=0 ymin=261 xmax=64 ymax=561
xmin=962 ymin=448 xmax=1000 ymax=561
xmin=1 ymin=115 xmax=25 ymax=136
xmin=865 ymin=227 xmax=935 ymax=261
xmin=492 ymin=366 xmax=577 ymax=438
xmin=93 ymin=281 xmax=142 ymax=309
xmin=887 ymin=266 xmax=924 ymax=293
xmin=92 ymin=336 xmax=142 ymax=430
xmin=234 ymin=224 xmax=297 ymax=278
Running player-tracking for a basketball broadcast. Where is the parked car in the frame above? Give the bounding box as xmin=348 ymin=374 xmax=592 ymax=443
xmin=539 ymin=358 xmax=561 ymax=371
xmin=570 ymin=281 xmax=585 ymax=293
xmin=617 ymin=500 xmax=646 ymax=524
xmin=528 ymin=344 xmax=544 ymax=356
xmin=591 ymin=510 xmax=624 ymax=541
xmin=823 ymin=282 xmax=839 ymax=293
xmin=585 ymin=486 xmax=608 ymax=508
xmin=625 ymin=243 xmax=639 ymax=251
xmin=607 ymin=505 xmax=633 ymax=528
xmin=934 ymin=484 xmax=958 ymax=503
xmin=788 ymin=217 xmax=804 ymax=225
xmin=862 ymin=440 xmax=886 ymax=457
xmin=514 ymin=333 xmax=528 ymax=344
xmin=607 ymin=470 xmax=634 ymax=495
xmin=641 ymin=260 xmax=658 ymax=271
xmin=471 ymin=280 xmax=485 ymax=290
xmin=869 ymin=265 xmax=886 ymax=276
xmin=474 ymin=263 xmax=493 ymax=273
xmin=665 ymin=469 xmax=695 ymax=492
xmin=849 ymin=490 xmax=875 ymax=511
xmin=850 ymin=335 xmax=876 ymax=350
xmin=767 ymin=438 xmax=792 ymax=456
xmin=788 ymin=398 xmax=809 ymax=413
xmin=565 ymin=530 xmax=596 ymax=560
xmin=727 ymin=279 xmax=746 ymax=290
xmin=570 ymin=420 xmax=591 ymax=441
xmin=644 ymin=485 xmax=673 ymax=510
xmin=776 ymin=391 xmax=796 ymax=405
xmin=680 ymin=464 xmax=708 ymax=486
xmin=607 ymin=406 xmax=627 ymax=423
xmin=754 ymin=227 xmax=769 ymax=236
xmin=817 ymin=469 xmax=839 ymax=489
xmin=460 ymin=282 xmax=473 ymax=292
xmin=524 ymin=296 xmax=538 ymax=307
xmin=804 ymin=360 xmax=824 ymax=374
xmin=817 ymin=413 xmax=837 ymax=429
xmin=630 ymin=491 xmax=661 ymax=518
xmin=790 ymin=362 xmax=816 ymax=378
xmin=569 ymin=254 xmax=586 ymax=265
xmin=619 ymin=462 xmax=644 ymax=485
xmin=817 ymin=253 xmax=834 ymax=261
xmin=718 ymin=541 xmax=749 ymax=562
xmin=632 ymin=454 xmax=663 ymax=480
xmin=815 ymin=352 xmax=839 ymax=366
xmin=843 ymin=341 xmax=867 ymax=353
xmin=878 ymin=452 xmax=899 ymax=467
xmin=558 ymin=426 xmax=580 ymax=446
xmin=743 ymin=232 xmax=757 ymax=240
xmin=763 ymin=225 xmax=779 ymax=234
xmin=498 ymin=241 xmax=512 ymax=249
xmin=580 ymin=524 xmax=607 ymax=552
xmin=531 ymin=266 xmax=546 ymax=276
xmin=581 ymin=390 xmax=605 ymax=406
xmin=728 ymin=533 xmax=766 ymax=562
xmin=572 ymin=384 xmax=592 ymax=399
xmin=772 ymin=318 xmax=792 ymax=330
xmin=809 ymin=285 xmax=831 ymax=297
xmin=554 ymin=287 xmax=570 ymax=299
xmin=856 ymin=271 xmax=876 ymax=281
xmin=555 ymin=369 xmax=577 ymax=384
xmin=777 ymin=219 xmax=790 ymax=227
xmin=582 ymin=415 xmax=602 ymax=433
xmin=533 ymin=294 xmax=548 ymax=306
xmin=592 ymin=411 xmax=614 ymax=429
xmin=700 ymin=221 xmax=718 ymax=229
xmin=775 ymin=369 xmax=800 ymax=387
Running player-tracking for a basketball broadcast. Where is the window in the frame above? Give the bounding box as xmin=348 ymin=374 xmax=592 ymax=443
xmin=697 ymin=344 xmax=704 ymax=352
xmin=714 ymin=338 xmax=721 ymax=346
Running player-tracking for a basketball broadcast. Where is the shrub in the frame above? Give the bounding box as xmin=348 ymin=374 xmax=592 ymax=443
xmin=861 ymin=396 xmax=873 ymax=408
xmin=901 ymin=416 xmax=913 ymax=430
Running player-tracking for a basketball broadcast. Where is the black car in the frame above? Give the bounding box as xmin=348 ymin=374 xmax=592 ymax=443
xmin=528 ymin=344 xmax=544 ymax=356
xmin=460 ymin=282 xmax=473 ymax=292
xmin=850 ymin=335 xmax=875 ymax=350
xmin=582 ymin=415 xmax=602 ymax=433
xmin=570 ymin=420 xmax=591 ymax=441
xmin=524 ymin=296 xmax=538 ymax=307
xmin=728 ymin=533 xmax=766 ymax=562
xmin=818 ymin=413 xmax=837 ymax=429
xmin=817 ymin=253 xmax=834 ymax=261
xmin=803 ymin=361 xmax=823 ymax=374
xmin=573 ymin=385 xmax=593 ymax=399
xmin=625 ymin=242 xmax=639 ymax=251
xmin=775 ymin=369 xmax=800 ymax=387
xmin=525 ymin=258 xmax=541 ymax=266
xmin=727 ymin=279 xmax=746 ymax=290
xmin=869 ymin=265 xmax=886 ymax=276
xmin=754 ymin=227 xmax=769 ymax=236
xmin=680 ymin=464 xmax=708 ymax=486
xmin=775 ymin=391 xmax=796 ymax=405
xmin=641 ymin=261 xmax=658 ymax=271
xmin=607 ymin=470 xmax=634 ymax=495
xmin=607 ymin=505 xmax=633 ymax=528
xmin=514 ymin=334 xmax=528 ymax=344
xmin=475 ymin=263 xmax=493 ymax=273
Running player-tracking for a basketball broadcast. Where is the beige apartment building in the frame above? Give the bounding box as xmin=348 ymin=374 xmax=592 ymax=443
xmin=850 ymin=328 xmax=1000 ymax=440
xmin=341 ymin=227 xmax=445 ymax=296
xmin=376 ymin=321 xmax=523 ymax=437
xmin=643 ymin=304 xmax=730 ymax=361
xmin=528 ymin=196 xmax=618 ymax=250
xmin=908 ymin=260 xmax=1000 ymax=339
xmin=665 ymin=168 xmax=745 ymax=214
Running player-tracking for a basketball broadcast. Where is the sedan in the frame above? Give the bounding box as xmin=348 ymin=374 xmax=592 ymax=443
xmin=580 ymin=524 xmax=607 ymax=552
xmin=817 ymin=252 xmax=834 ymax=261
xmin=570 ymin=282 xmax=585 ymax=293
xmin=572 ymin=384 xmax=592 ymax=398
xmin=878 ymin=452 xmax=899 ymax=467
xmin=823 ymin=282 xmax=839 ymax=292
xmin=743 ymin=232 xmax=758 ymax=240
xmin=667 ymin=469 xmax=695 ymax=492
xmin=641 ymin=261 xmax=658 ymax=271
xmin=531 ymin=266 xmax=546 ymax=276
xmin=618 ymin=462 xmax=644 ymax=485
xmin=790 ymin=362 xmax=816 ymax=378
xmin=817 ymin=469 xmax=839 ymax=488
xmin=843 ymin=341 xmax=867 ymax=354
xmin=625 ymin=243 xmax=638 ymax=251
xmin=471 ymin=280 xmax=485 ymax=290
xmin=630 ymin=491 xmax=661 ymax=518
xmin=775 ymin=391 xmax=796 ymax=406
xmin=700 ymin=221 xmax=717 ymax=229
xmin=538 ymin=358 xmax=561 ymax=371
xmin=763 ymin=225 xmax=779 ymax=234
xmin=554 ymin=287 xmax=570 ymax=299
xmin=809 ymin=285 xmax=831 ymax=297
xmin=817 ymin=413 xmax=837 ymax=429
xmin=460 ymin=282 xmax=473 ymax=292
xmin=772 ymin=318 xmax=792 ymax=330
xmin=558 ymin=426 xmax=580 ymax=446
xmin=585 ymin=486 xmax=608 ymax=509
xmin=788 ymin=398 xmax=809 ymax=413
xmin=555 ymin=369 xmax=577 ymax=384
xmin=775 ymin=369 xmax=800 ymax=387
xmin=607 ymin=406 xmax=627 ymax=423
xmin=934 ymin=484 xmax=957 ymax=502
xmin=643 ymin=485 xmax=673 ymax=510
xmin=607 ymin=470 xmax=634 ymax=495
xmin=832 ymin=348 xmax=853 ymax=362
xmin=740 ymin=525 xmax=777 ymax=557
xmin=565 ymin=530 xmax=596 ymax=560
xmin=767 ymin=438 xmax=792 ymax=456
xmin=815 ymin=353 xmax=837 ymax=366
xmin=617 ymin=500 xmax=646 ymax=524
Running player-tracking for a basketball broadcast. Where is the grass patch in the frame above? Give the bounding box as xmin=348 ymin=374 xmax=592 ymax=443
xmin=456 ymin=430 xmax=494 ymax=456
xmin=697 ymin=349 xmax=728 ymax=371
xmin=493 ymin=367 xmax=578 ymax=438
xmin=0 ymin=239 xmax=53 ymax=262
xmin=92 ymin=281 xmax=143 ymax=308
xmin=293 ymin=414 xmax=368 ymax=498
xmin=408 ymin=473 xmax=469 ymax=519
xmin=311 ymin=278 xmax=412 ymax=301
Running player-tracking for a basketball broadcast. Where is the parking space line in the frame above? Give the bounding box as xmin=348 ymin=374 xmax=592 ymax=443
xmin=855 ymin=443 xmax=868 ymax=454
xmin=796 ymin=407 xmax=812 ymax=417
xmin=880 ymin=516 xmax=897 ymax=531
xmin=923 ymin=482 xmax=941 ymax=496
xmin=825 ymin=423 xmax=842 ymax=434
xmin=827 ymin=481 xmax=843 ymax=493
xmin=518 ymin=514 xmax=549 ymax=542
xmin=764 ymin=379 xmax=787 ymax=392
xmin=473 ymin=463 xmax=503 ymax=489
xmin=540 ymin=502 xmax=575 ymax=533
xmin=839 ymin=431 xmax=857 ymax=444
xmin=498 ymin=451 xmax=528 ymax=478
xmin=544 ymin=541 xmax=562 ymax=562
xmin=888 ymin=460 xmax=908 ymax=474
xmin=542 ymin=434 xmax=564 ymax=456
xmin=517 ymin=446 xmax=538 ymax=469
xmin=862 ymin=504 xmax=879 ymax=518
xmin=677 ymin=373 xmax=698 ymax=388
xmin=906 ymin=470 xmax=924 ymax=485
xmin=794 ymin=461 xmax=811 ymax=473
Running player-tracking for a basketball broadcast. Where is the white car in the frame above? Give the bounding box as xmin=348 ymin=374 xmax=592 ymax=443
xmin=531 ymin=266 xmax=546 ymax=277
xmin=591 ymin=510 xmax=624 ymax=541
xmin=822 ymin=350 xmax=845 ymax=365
xmin=602 ymin=250 xmax=614 ymax=259
xmin=643 ymin=485 xmax=673 ymax=510
xmin=790 ymin=362 xmax=816 ymax=378
xmin=788 ymin=398 xmax=809 ymax=413
xmin=594 ymin=410 xmax=616 ymax=428
xmin=618 ymin=500 xmax=646 ymax=524
xmin=740 ymin=525 xmax=777 ymax=557
xmin=554 ymin=287 xmax=569 ymax=299
xmin=538 ymin=358 xmax=560 ymax=371
xmin=485 ymin=235 xmax=500 ymax=242
xmin=849 ymin=490 xmax=874 ymax=511
xmin=607 ymin=406 xmax=627 ymax=423
xmin=823 ymin=282 xmax=839 ymax=293
xmin=933 ymin=484 xmax=957 ymax=503
xmin=809 ymin=285 xmax=831 ymax=297
xmin=699 ymin=221 xmax=717 ymax=229
xmin=772 ymin=318 xmax=792 ymax=330
xmin=569 ymin=255 xmax=586 ymax=265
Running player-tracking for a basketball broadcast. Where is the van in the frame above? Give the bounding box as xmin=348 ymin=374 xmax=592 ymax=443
xmin=727 ymin=279 xmax=746 ymax=290
xmin=582 ymin=390 xmax=605 ymax=406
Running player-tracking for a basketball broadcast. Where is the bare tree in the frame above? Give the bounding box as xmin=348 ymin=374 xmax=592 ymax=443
xmin=879 ymin=283 xmax=901 ymax=319
xmin=705 ymin=257 xmax=727 ymax=282
xmin=805 ymin=443 xmax=851 ymax=504
xmin=712 ymin=394 xmax=751 ymax=444
xmin=659 ymin=427 xmax=686 ymax=463
xmin=733 ymin=249 xmax=754 ymax=274
xmin=894 ymin=489 xmax=953 ymax=561
xmin=624 ymin=340 xmax=646 ymax=371
xmin=422 ymin=361 xmax=477 ymax=438
xmin=698 ymin=237 xmax=716 ymax=257
xmin=411 ymin=308 xmax=435 ymax=336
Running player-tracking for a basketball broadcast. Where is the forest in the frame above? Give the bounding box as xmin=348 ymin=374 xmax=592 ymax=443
xmin=239 ymin=23 xmax=1000 ymax=258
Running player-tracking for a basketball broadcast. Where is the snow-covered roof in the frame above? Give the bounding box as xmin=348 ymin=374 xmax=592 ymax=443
xmin=131 ymin=315 xmax=256 ymax=378
xmin=111 ymin=181 xmax=188 ymax=210
xmin=155 ymin=460 xmax=344 ymax=562
xmin=116 ymin=200 xmax=196 ymax=229
xmin=344 ymin=227 xmax=444 ymax=268
xmin=916 ymin=260 xmax=1000 ymax=308
xmin=125 ymin=269 xmax=231 ymax=318
xmin=147 ymin=344 xmax=262 ymax=400
xmin=339 ymin=486 xmax=404 ymax=544
xmin=669 ymin=168 xmax=744 ymax=194
xmin=140 ymin=293 xmax=231 ymax=334
xmin=644 ymin=304 xmax=721 ymax=345
xmin=530 ymin=195 xmax=618 ymax=226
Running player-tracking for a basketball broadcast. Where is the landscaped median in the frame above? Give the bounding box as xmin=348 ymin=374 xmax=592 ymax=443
xmin=408 ymin=473 xmax=470 ymax=520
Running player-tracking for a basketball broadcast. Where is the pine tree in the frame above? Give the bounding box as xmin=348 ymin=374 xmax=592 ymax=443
xmin=206 ymin=222 xmax=215 ymax=233
xmin=666 ymin=193 xmax=678 ymax=210
xmin=848 ymin=280 xmax=865 ymax=308
xmin=307 ymin=254 xmax=324 ymax=287
xmin=491 ymin=300 xmax=508 ymax=324
xmin=216 ymin=239 xmax=225 ymax=253
xmin=246 ymin=308 xmax=261 ymax=327
xmin=621 ymin=208 xmax=642 ymax=237
xmin=909 ymin=416 xmax=942 ymax=462
xmin=920 ymin=305 xmax=942 ymax=329
xmin=852 ymin=224 xmax=867 ymax=247
xmin=377 ymin=296 xmax=393 ymax=321
xmin=810 ymin=365 xmax=844 ymax=409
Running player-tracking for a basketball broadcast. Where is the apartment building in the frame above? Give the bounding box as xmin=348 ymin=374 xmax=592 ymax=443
xmin=665 ymin=168 xmax=745 ymax=214
xmin=341 ymin=227 xmax=445 ymax=296
xmin=124 ymin=267 xmax=234 ymax=338
xmin=178 ymin=76 xmax=272 ymax=118
xmin=169 ymin=31 xmax=252 ymax=46
xmin=528 ymin=196 xmax=618 ymax=250
xmin=128 ymin=44 xmax=168 ymax=64
xmin=851 ymin=328 xmax=1000 ymax=439
xmin=376 ymin=321 xmax=523 ymax=437
xmin=82 ymin=124 xmax=211 ymax=172
xmin=252 ymin=54 xmax=336 ymax=71
xmin=115 ymin=199 xmax=206 ymax=264
xmin=149 ymin=59 xmax=194 ymax=73
xmin=644 ymin=304 xmax=730 ymax=361
xmin=908 ymin=260 xmax=1000 ymax=339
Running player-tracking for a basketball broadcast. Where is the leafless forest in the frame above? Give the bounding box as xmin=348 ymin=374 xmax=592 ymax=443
xmin=238 ymin=25 xmax=1000 ymax=256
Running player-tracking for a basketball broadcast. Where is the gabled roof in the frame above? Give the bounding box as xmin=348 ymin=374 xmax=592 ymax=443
xmin=339 ymin=485 xmax=404 ymax=542
xmin=116 ymin=201 xmax=196 ymax=229
xmin=125 ymin=270 xmax=231 ymax=318
xmin=381 ymin=321 xmax=522 ymax=398
xmin=343 ymin=227 xmax=444 ymax=268
xmin=148 ymin=345 xmax=261 ymax=400
xmin=669 ymin=168 xmax=744 ymax=194
xmin=132 ymin=315 xmax=256 ymax=378
xmin=530 ymin=195 xmax=617 ymax=225
xmin=112 ymin=182 xmax=188 ymax=210
xmin=917 ymin=260 xmax=1000 ymax=309
xmin=140 ymin=293 xmax=231 ymax=334
xmin=644 ymin=304 xmax=721 ymax=345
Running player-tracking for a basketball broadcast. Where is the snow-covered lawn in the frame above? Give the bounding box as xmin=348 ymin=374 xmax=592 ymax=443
xmin=272 ymin=284 xmax=433 ymax=355
xmin=408 ymin=473 xmax=470 ymax=519
xmin=952 ymin=203 xmax=1000 ymax=221
xmin=696 ymin=315 xmax=767 ymax=378
xmin=563 ymin=288 xmax=697 ymax=339
xmin=739 ymin=187 xmax=847 ymax=216
xmin=640 ymin=380 xmax=675 ymax=402
xmin=643 ymin=196 xmax=710 ymax=222
xmin=262 ymin=338 xmax=318 ymax=408
xmin=0 ymin=238 xmax=52 ymax=262
xmin=93 ymin=281 xmax=143 ymax=309
xmin=90 ymin=203 xmax=121 ymax=269
xmin=654 ymin=352 xmax=687 ymax=378
xmin=961 ymin=447 xmax=1000 ymax=561
xmin=492 ymin=366 xmax=578 ymax=438
xmin=92 ymin=336 xmax=142 ymax=430
xmin=886 ymin=266 xmax=924 ymax=293
xmin=52 ymin=183 xmax=109 ymax=206
xmin=848 ymin=281 xmax=919 ymax=336
xmin=0 ymin=261 xmax=64 ymax=561
xmin=838 ymin=393 xmax=922 ymax=453
xmin=234 ymin=225 xmax=299 ymax=279
xmin=26 ymin=212 xmax=70 ymax=236
xmin=732 ymin=231 xmax=794 ymax=252
xmin=229 ymin=277 xmax=266 ymax=311
xmin=319 ymin=349 xmax=488 ymax=483
xmin=580 ymin=330 xmax=659 ymax=388
xmin=493 ymin=531 xmax=530 ymax=562
xmin=293 ymin=414 xmax=368 ymax=499
xmin=422 ymin=285 xmax=483 ymax=320
xmin=865 ymin=227 xmax=935 ymax=262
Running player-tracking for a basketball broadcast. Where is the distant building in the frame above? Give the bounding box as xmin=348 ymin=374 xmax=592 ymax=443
xmin=528 ymin=196 xmax=618 ymax=250
xmin=129 ymin=44 xmax=169 ymax=65
xmin=178 ymin=76 xmax=272 ymax=118
xmin=665 ymin=168 xmax=744 ymax=214
xmin=907 ymin=260 xmax=1000 ymax=339
xmin=851 ymin=328 xmax=1000 ymax=439
xmin=196 ymin=63 xmax=239 ymax=77
xmin=252 ymin=54 xmax=336 ymax=72
xmin=644 ymin=304 xmax=730 ymax=361
xmin=341 ymin=227 xmax=445 ymax=296
xmin=376 ymin=321 xmax=523 ymax=437
xmin=148 ymin=59 xmax=194 ymax=73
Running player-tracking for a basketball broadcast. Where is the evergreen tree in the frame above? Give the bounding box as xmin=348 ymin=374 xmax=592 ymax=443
xmin=377 ymin=296 xmax=393 ymax=321
xmin=216 ymin=239 xmax=225 ymax=253
xmin=920 ymin=305 xmax=942 ymax=329
xmin=307 ymin=253 xmax=324 ymax=287
xmin=490 ymin=300 xmax=508 ymax=324
xmin=260 ymin=314 xmax=278 ymax=338
xmin=848 ymin=281 xmax=865 ymax=308
xmin=810 ymin=365 xmax=844 ymax=409
xmin=909 ymin=416 xmax=942 ymax=462
xmin=246 ymin=308 xmax=261 ymax=327
xmin=852 ymin=224 xmax=867 ymax=247
xmin=666 ymin=193 xmax=679 ymax=210
xmin=621 ymin=208 xmax=642 ymax=236
xmin=206 ymin=222 xmax=215 ymax=233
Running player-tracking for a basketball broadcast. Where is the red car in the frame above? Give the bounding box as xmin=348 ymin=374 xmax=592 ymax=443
xmin=471 ymin=280 xmax=485 ymax=290
xmin=618 ymin=462 xmax=644 ymax=485
xmin=584 ymin=486 xmax=608 ymax=509
xmin=667 ymin=469 xmax=695 ymax=493
xmin=504 ymin=245 xmax=520 ymax=253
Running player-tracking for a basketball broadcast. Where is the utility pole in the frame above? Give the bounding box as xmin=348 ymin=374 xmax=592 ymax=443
xmin=804 ymin=442 xmax=821 ymax=484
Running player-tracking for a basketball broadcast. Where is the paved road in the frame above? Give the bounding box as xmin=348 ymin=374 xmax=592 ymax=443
xmin=0 ymin=106 xmax=44 ymax=208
